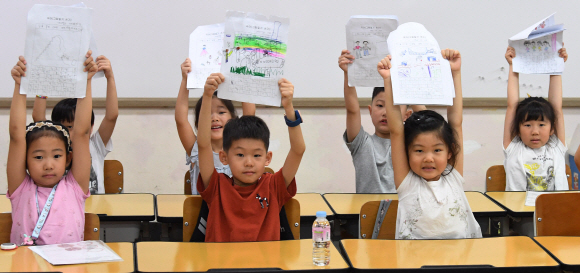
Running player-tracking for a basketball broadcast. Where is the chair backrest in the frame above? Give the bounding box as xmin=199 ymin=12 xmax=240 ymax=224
xmin=536 ymin=192 xmax=580 ymax=236
xmin=265 ymin=167 xmax=274 ymax=174
xmin=183 ymin=196 xmax=203 ymax=242
xmin=104 ymin=159 xmax=124 ymax=193
xmin=182 ymin=196 xmax=300 ymax=242
xmin=184 ymin=170 xmax=192 ymax=195
xmin=284 ymin=198 xmax=300 ymax=240
xmin=0 ymin=213 xmax=100 ymax=243
xmin=486 ymin=165 xmax=506 ymax=191
xmin=84 ymin=213 xmax=101 ymax=240
xmin=359 ymin=200 xmax=398 ymax=239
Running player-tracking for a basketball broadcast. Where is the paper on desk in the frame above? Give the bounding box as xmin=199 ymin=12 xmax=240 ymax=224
xmin=346 ymin=15 xmax=399 ymax=87
xmin=187 ymin=23 xmax=225 ymax=89
xmin=70 ymin=2 xmax=103 ymax=79
xmin=387 ymin=22 xmax=454 ymax=106
xmin=524 ymin=191 xmax=558 ymax=206
xmin=21 ymin=4 xmax=93 ymax=98
xmin=29 ymin=240 xmax=123 ymax=265
xmin=218 ymin=11 xmax=289 ymax=107
xmin=509 ymin=13 xmax=565 ymax=75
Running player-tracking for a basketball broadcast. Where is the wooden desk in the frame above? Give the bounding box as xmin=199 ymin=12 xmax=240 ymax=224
xmin=136 ymin=240 xmax=349 ymax=272
xmin=342 ymin=237 xmax=559 ymax=272
xmin=0 ymin=195 xmax=10 ymax=213
xmin=156 ymin=193 xmax=333 ymax=240
xmin=0 ymin=242 xmax=134 ymax=273
xmin=535 ymin=236 xmax=580 ymax=272
xmin=85 ymin=193 xmax=155 ymax=221
xmin=485 ymin=191 xmax=578 ymax=217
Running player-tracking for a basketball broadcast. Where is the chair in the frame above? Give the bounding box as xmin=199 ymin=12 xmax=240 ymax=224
xmin=535 ymin=192 xmax=580 ymax=236
xmin=104 ymin=159 xmax=123 ymax=193
xmin=182 ymin=196 xmax=300 ymax=242
xmin=359 ymin=200 xmax=398 ymax=239
xmin=184 ymin=170 xmax=192 ymax=195
xmin=265 ymin=167 xmax=274 ymax=174
xmin=0 ymin=213 xmax=100 ymax=243
xmin=486 ymin=165 xmax=506 ymax=192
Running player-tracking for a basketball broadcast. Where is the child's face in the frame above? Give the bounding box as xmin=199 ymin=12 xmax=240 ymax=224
xmin=26 ymin=136 xmax=70 ymax=187
xmin=407 ymin=132 xmax=451 ymax=182
xmin=210 ymin=97 xmax=233 ymax=141
xmin=368 ymin=92 xmax=390 ymax=138
xmin=220 ymin=138 xmax=272 ymax=186
xmin=519 ymin=118 xmax=553 ymax=149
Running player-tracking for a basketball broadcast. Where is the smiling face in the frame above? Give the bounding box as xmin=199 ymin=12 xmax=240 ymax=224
xmin=219 ymin=138 xmax=272 ymax=186
xmin=368 ymin=92 xmax=390 ymax=138
xmin=210 ymin=97 xmax=234 ymax=141
xmin=519 ymin=117 xmax=553 ymax=149
xmin=408 ymin=132 xmax=452 ymax=181
xmin=26 ymin=136 xmax=71 ymax=187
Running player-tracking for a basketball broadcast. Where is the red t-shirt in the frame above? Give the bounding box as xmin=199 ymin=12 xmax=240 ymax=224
xmin=197 ymin=168 xmax=297 ymax=242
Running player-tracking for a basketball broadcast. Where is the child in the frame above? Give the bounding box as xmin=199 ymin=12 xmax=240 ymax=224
xmin=197 ymin=73 xmax=305 ymax=242
xmin=32 ymin=55 xmax=118 ymax=195
xmin=176 ymin=58 xmax=256 ymax=194
xmin=7 ymin=52 xmax=96 ymax=245
xmin=377 ymin=50 xmax=482 ymax=239
xmin=503 ymin=46 xmax=568 ymax=191
xmin=338 ymin=50 xmax=425 ymax=193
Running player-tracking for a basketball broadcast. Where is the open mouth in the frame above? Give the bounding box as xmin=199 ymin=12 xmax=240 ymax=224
xmin=211 ymin=126 xmax=223 ymax=130
xmin=380 ymin=119 xmax=388 ymax=124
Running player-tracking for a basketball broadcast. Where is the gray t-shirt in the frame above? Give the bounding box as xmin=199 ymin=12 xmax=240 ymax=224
xmin=343 ymin=126 xmax=395 ymax=193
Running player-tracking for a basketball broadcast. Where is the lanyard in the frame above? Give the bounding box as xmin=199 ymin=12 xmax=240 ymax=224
xmin=32 ymin=183 xmax=58 ymax=240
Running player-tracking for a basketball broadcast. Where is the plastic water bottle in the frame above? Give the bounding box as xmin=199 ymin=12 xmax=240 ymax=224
xmin=312 ymin=211 xmax=331 ymax=266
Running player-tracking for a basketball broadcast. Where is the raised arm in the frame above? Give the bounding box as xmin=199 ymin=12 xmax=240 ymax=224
xmin=7 ymin=56 xmax=28 ymax=194
xmin=504 ymin=46 xmax=519 ymax=149
xmin=198 ymin=73 xmax=224 ymax=189
xmin=71 ymin=51 xmax=97 ymax=194
xmin=377 ymin=56 xmax=409 ymax=188
xmin=241 ymin=102 xmax=256 ymax=116
xmin=443 ymin=49 xmax=464 ymax=175
xmin=280 ymin=79 xmax=305 ymax=187
xmin=32 ymin=96 xmax=47 ymax=122
xmin=175 ymin=58 xmax=196 ymax=155
xmin=339 ymin=50 xmax=362 ymax=142
xmin=95 ymin=56 xmax=118 ymax=145
xmin=548 ymin=47 xmax=568 ymax=144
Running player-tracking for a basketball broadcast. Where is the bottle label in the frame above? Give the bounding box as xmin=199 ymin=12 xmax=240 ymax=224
xmin=312 ymin=226 xmax=330 ymax=242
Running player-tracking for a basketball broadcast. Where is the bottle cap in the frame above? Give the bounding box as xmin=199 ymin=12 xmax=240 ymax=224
xmin=316 ymin=211 xmax=326 ymax=218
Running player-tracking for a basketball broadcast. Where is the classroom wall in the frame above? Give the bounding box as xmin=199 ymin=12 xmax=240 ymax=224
xmin=1 ymin=107 xmax=579 ymax=194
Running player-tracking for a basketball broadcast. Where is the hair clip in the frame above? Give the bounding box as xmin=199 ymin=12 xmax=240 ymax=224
xmin=26 ymin=121 xmax=71 ymax=149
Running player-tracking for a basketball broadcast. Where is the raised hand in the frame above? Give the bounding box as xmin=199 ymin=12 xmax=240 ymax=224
xmin=442 ymin=48 xmax=461 ymax=72
xmin=377 ymin=55 xmax=392 ymax=79
xmin=204 ymin=73 xmax=224 ymax=96
xmin=338 ymin=50 xmax=354 ymax=73
xmin=11 ymin=56 xmax=26 ymax=85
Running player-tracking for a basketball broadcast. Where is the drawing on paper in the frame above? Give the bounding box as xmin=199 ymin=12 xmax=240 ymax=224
xmin=513 ymin=34 xmax=560 ymax=73
xmin=187 ymin=24 xmax=225 ymax=89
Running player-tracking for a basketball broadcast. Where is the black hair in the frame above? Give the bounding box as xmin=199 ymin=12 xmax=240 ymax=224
xmin=223 ymin=115 xmax=269 ymax=152
xmin=194 ymin=91 xmax=237 ymax=128
xmin=52 ymin=98 xmax=95 ymax=126
xmin=25 ymin=120 xmax=72 ymax=170
xmin=404 ymin=110 xmax=460 ymax=174
xmin=371 ymin=87 xmax=385 ymax=101
xmin=511 ymin=97 xmax=556 ymax=138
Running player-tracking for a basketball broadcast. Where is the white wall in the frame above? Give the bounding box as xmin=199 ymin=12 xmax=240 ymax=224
xmin=1 ymin=107 xmax=579 ymax=194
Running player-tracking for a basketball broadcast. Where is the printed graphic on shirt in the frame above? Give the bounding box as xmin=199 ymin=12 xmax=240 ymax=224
xmin=89 ymin=157 xmax=98 ymax=195
xmin=524 ymin=152 xmax=555 ymax=191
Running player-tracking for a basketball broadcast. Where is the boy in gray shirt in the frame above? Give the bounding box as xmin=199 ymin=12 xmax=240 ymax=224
xmin=338 ymin=50 xmax=424 ymax=193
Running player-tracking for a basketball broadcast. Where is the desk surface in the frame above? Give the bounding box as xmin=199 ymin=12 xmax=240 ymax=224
xmin=535 ymin=236 xmax=580 ymax=271
xmin=85 ymin=193 xmax=155 ymax=221
xmin=342 ymin=237 xmax=559 ymax=272
xmin=136 ymin=239 xmax=349 ymax=272
xmin=0 ymin=242 xmax=134 ymax=273
xmin=156 ymin=193 xmax=332 ymax=222
xmin=324 ymin=192 xmax=504 ymax=217
xmin=485 ymin=191 xmax=534 ymax=216
xmin=0 ymin=195 xmax=10 ymax=213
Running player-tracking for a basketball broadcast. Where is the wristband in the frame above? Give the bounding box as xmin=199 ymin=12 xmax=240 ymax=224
xmin=36 ymin=95 xmax=47 ymax=99
xmin=284 ymin=110 xmax=303 ymax=127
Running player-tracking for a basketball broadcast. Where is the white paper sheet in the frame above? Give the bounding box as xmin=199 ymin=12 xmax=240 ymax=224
xmin=218 ymin=11 xmax=289 ymax=107
xmin=525 ymin=191 xmax=557 ymax=206
xmin=29 ymin=240 xmax=123 ymax=265
xmin=21 ymin=4 xmax=93 ymax=98
xmin=71 ymin=2 xmax=103 ymax=79
xmin=509 ymin=13 xmax=565 ymax=75
xmin=387 ymin=22 xmax=454 ymax=106
xmin=346 ymin=15 xmax=399 ymax=87
xmin=187 ymin=24 xmax=225 ymax=89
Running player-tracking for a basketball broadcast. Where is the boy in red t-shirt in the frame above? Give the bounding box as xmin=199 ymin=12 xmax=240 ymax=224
xmin=196 ymin=73 xmax=305 ymax=242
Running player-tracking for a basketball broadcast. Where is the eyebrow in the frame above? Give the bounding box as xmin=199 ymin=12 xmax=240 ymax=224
xmin=31 ymin=148 xmax=63 ymax=153
xmin=412 ymin=143 xmax=445 ymax=147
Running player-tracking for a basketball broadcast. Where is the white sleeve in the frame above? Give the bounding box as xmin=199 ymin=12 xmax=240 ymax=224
xmin=91 ymin=129 xmax=113 ymax=157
